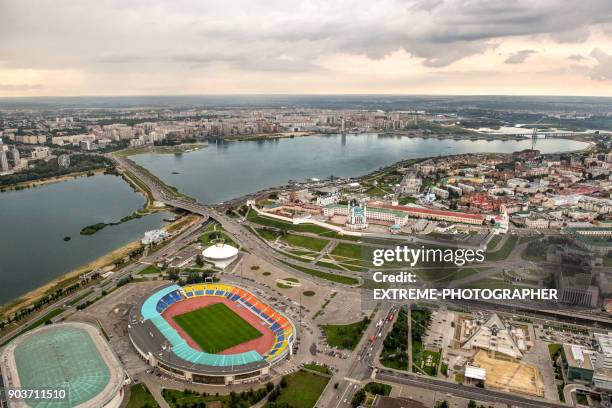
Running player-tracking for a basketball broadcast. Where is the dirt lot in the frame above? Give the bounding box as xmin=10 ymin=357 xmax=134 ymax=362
xmin=473 ymin=350 xmax=545 ymax=397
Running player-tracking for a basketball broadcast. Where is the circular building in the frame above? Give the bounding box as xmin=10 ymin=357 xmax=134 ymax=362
xmin=202 ymin=242 xmax=239 ymax=268
xmin=1 ymin=322 xmax=126 ymax=408
xmin=128 ymin=283 xmax=295 ymax=385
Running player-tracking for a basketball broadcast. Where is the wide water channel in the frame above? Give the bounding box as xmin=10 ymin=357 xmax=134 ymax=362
xmin=0 ymin=174 xmax=169 ymax=305
xmin=132 ymin=133 xmax=589 ymax=203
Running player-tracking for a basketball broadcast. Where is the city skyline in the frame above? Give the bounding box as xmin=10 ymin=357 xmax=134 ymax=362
xmin=1 ymin=0 xmax=612 ymax=97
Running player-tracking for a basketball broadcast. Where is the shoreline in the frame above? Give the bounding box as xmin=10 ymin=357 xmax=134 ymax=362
xmin=123 ymin=135 xmax=593 ymax=207
xmin=0 ymin=239 xmax=143 ymax=319
xmin=0 ymin=168 xmax=108 ymax=192
xmin=0 ymin=213 xmax=199 ymax=319
xmin=0 ymin=136 xmax=598 ymax=317
xmin=115 ymin=142 xmax=208 ymax=157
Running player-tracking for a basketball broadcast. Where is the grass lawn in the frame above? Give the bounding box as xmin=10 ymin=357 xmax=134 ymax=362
xmin=272 ymin=370 xmax=330 ymax=408
xmin=485 ymin=235 xmax=518 ymax=261
xmin=330 ymin=242 xmax=363 ymax=260
xmin=303 ymin=363 xmax=331 ymax=375
xmin=249 ymin=212 xmax=363 ymax=241
xmin=139 ymin=264 xmax=161 ymax=275
xmin=316 ymin=259 xmax=367 ymax=273
xmin=322 ymin=318 xmax=370 ymax=350
xmin=248 ymin=213 xmax=329 ymax=234
xmin=318 ymin=230 xmax=362 ymax=241
xmin=279 ymin=261 xmax=359 ymax=285
xmin=413 ymin=342 xmax=440 ymax=376
xmin=519 ymin=234 xmax=543 ymax=244
xmin=487 ymin=234 xmax=502 ymax=250
xmin=576 ymin=393 xmax=588 ymax=405
xmin=283 ymin=234 xmax=328 ymax=252
xmin=257 ymin=228 xmax=281 ymax=241
xmin=365 ymin=186 xmax=388 ymax=197
xmin=199 ymin=223 xmax=237 ymax=247
xmin=126 ymin=384 xmax=160 ymax=408
xmin=163 ymin=387 xmax=269 ymax=408
xmin=316 ymin=260 xmax=344 ymax=270
xmin=67 ymin=290 xmax=93 ymax=306
xmin=398 ymin=196 xmax=417 ymax=205
xmin=173 ymin=303 xmax=262 ymax=353
xmin=13 ymin=308 xmax=66 ymax=340
xmin=548 ymin=343 xmax=562 ymax=360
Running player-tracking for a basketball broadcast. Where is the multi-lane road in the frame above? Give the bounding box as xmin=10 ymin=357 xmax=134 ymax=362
xmin=111 ymin=153 xmax=576 ymax=408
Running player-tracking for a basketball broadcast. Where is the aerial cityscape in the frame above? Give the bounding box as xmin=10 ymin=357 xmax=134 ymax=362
xmin=1 ymin=2 xmax=612 ymax=408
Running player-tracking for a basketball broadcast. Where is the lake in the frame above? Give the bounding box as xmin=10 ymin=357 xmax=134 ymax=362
xmin=0 ymin=174 xmax=169 ymax=305
xmin=132 ymin=133 xmax=589 ymax=203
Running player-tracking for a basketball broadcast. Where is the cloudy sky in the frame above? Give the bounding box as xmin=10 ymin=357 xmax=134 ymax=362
xmin=1 ymin=0 xmax=612 ymax=97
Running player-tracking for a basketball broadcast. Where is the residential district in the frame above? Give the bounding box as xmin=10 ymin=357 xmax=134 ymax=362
xmin=2 ymin=104 xmax=612 ymax=408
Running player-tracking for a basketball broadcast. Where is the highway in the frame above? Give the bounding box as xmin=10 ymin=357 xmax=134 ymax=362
xmin=110 ymin=154 xmax=368 ymax=290
xmin=110 ymin=153 xmax=580 ymax=408
xmin=0 ymin=213 xmax=206 ymax=347
xmin=319 ymin=303 xmax=395 ymax=408
xmin=375 ymin=370 xmax=568 ymax=408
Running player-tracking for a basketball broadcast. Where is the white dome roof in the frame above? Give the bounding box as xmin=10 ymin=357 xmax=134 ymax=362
xmin=202 ymin=243 xmax=238 ymax=260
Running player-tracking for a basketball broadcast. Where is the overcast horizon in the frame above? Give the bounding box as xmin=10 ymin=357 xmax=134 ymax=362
xmin=1 ymin=0 xmax=612 ymax=98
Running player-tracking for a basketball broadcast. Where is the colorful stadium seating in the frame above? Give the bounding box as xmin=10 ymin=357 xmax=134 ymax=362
xmin=140 ymin=284 xmax=294 ymax=366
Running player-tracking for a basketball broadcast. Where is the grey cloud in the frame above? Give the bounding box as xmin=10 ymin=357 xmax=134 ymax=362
xmin=96 ymin=55 xmax=152 ymax=64
xmin=549 ymin=26 xmax=591 ymax=43
xmin=504 ymin=50 xmax=536 ymax=64
xmin=568 ymin=54 xmax=586 ymax=61
xmin=589 ymin=48 xmax=612 ymax=80
xmin=0 ymin=0 xmax=610 ymax=74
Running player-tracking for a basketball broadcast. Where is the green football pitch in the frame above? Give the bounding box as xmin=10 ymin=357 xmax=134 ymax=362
xmin=173 ymin=303 xmax=263 ymax=353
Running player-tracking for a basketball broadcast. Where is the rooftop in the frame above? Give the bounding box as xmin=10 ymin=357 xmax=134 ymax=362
xmin=1 ymin=322 xmax=124 ymax=408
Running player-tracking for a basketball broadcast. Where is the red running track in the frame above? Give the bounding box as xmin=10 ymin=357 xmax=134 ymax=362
xmin=161 ymin=296 xmax=275 ymax=356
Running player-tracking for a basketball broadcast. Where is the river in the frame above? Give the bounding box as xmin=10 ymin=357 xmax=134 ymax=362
xmin=0 ymin=174 xmax=169 ymax=305
xmin=131 ymin=133 xmax=589 ymax=204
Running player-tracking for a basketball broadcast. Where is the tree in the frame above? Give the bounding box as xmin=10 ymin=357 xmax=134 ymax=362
xmin=351 ymin=389 xmax=366 ymax=407
xmin=468 ymin=400 xmax=477 ymax=408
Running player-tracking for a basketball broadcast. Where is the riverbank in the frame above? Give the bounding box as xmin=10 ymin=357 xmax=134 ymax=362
xmin=0 ymin=168 xmax=107 ymax=192
xmin=4 ymin=136 xmax=594 ymax=317
xmin=0 ymin=213 xmax=200 ymax=320
xmin=115 ymin=142 xmax=207 ymax=157
xmin=224 ymin=131 xmax=315 ymax=141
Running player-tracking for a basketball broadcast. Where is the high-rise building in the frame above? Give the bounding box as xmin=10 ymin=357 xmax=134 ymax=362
xmin=10 ymin=147 xmax=20 ymax=166
xmin=0 ymin=144 xmax=9 ymax=172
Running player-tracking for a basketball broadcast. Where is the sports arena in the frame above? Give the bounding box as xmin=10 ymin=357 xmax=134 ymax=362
xmin=0 ymin=322 xmax=126 ymax=408
xmin=128 ymin=283 xmax=295 ymax=385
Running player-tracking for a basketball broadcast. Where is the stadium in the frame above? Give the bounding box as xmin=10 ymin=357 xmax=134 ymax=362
xmin=128 ymin=283 xmax=295 ymax=385
xmin=0 ymin=322 xmax=126 ymax=408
